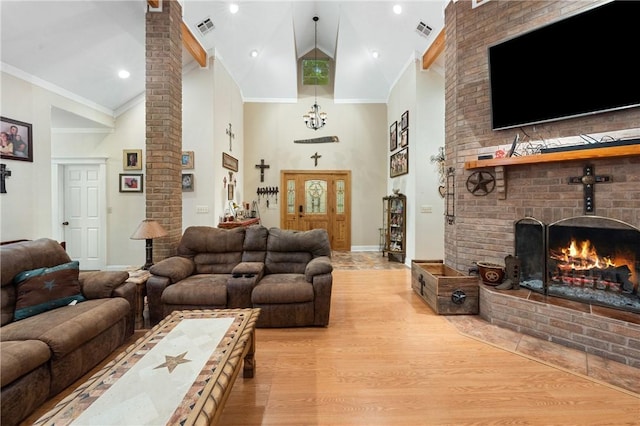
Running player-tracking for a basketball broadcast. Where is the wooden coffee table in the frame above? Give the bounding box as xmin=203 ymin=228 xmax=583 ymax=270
xmin=33 ymin=308 xmax=260 ymax=426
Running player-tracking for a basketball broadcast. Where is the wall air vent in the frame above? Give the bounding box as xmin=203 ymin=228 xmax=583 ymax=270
xmin=196 ymin=17 xmax=215 ymax=36
xmin=416 ymin=22 xmax=432 ymax=38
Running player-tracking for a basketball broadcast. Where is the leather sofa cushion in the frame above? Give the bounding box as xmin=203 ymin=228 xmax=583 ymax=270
xmin=161 ymin=275 xmax=228 ymax=306
xmin=252 ymin=274 xmax=314 ymax=304
xmin=0 ymin=340 xmax=50 ymax=387
xmin=265 ymin=228 xmax=331 ymax=274
xmin=0 ymin=298 xmax=130 ymax=360
xmin=80 ymin=270 xmax=130 ymax=298
xmin=242 ymin=225 xmax=268 ymax=262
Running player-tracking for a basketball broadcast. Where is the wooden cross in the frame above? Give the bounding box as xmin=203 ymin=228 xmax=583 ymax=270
xmin=311 ymin=152 xmax=321 ymax=167
xmin=0 ymin=164 xmax=11 ymax=194
xmin=255 ymin=159 xmax=270 ymax=182
xmin=568 ymin=164 xmax=611 ymax=215
xmin=226 ymin=123 xmax=235 ymax=152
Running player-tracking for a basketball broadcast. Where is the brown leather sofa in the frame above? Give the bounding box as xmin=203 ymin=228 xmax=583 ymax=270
xmin=147 ymin=225 xmax=333 ymax=328
xmin=0 ymin=239 xmax=135 ymax=426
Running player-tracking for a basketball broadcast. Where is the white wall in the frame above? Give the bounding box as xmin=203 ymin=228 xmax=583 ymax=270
xmin=243 ymin=94 xmax=388 ymax=249
xmin=1 ymin=71 xmax=113 ymax=243
xmin=1 ymin=52 xmax=445 ymax=261
xmin=387 ymin=57 xmax=445 ymax=264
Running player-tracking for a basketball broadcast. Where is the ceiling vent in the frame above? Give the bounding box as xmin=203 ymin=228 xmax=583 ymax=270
xmin=416 ymin=22 xmax=432 ymax=38
xmin=196 ymin=17 xmax=215 ymax=36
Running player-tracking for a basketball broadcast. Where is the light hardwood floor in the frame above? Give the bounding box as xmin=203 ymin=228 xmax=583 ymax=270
xmin=217 ymin=269 xmax=639 ymax=425
xmin=23 ymin=266 xmax=640 ymax=425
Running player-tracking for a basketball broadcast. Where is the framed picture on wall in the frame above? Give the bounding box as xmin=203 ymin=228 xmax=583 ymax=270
xmin=1 ymin=116 xmax=33 ymax=162
xmin=182 ymin=173 xmax=194 ymax=192
xmin=222 ymin=152 xmax=238 ymax=172
xmin=119 ymin=174 xmax=143 ymax=192
xmin=390 ymin=147 xmax=408 ymax=178
xmin=400 ymin=128 xmax=408 ymax=148
xmin=123 ymin=149 xmax=142 ymax=170
xmin=400 ymin=110 xmax=409 ymax=130
xmin=181 ymin=151 xmax=194 ymax=169
xmin=389 ymin=121 xmax=398 ymax=151
xmin=227 ymin=183 xmax=234 ymax=200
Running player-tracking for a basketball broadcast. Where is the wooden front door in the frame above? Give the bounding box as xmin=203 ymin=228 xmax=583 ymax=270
xmin=280 ymin=170 xmax=351 ymax=250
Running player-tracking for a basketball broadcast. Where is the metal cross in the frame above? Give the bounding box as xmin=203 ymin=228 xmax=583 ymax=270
xmin=568 ymin=164 xmax=611 ymax=215
xmin=226 ymin=123 xmax=235 ymax=152
xmin=255 ymin=159 xmax=270 ymax=183
xmin=311 ymin=152 xmax=321 ymax=167
xmin=0 ymin=163 xmax=11 ymax=194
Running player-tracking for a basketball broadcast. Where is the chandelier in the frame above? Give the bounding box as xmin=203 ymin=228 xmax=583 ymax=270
xmin=303 ymin=16 xmax=327 ymax=131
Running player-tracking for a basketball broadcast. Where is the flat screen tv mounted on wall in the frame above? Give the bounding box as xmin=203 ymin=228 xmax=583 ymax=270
xmin=488 ymin=0 xmax=640 ymax=131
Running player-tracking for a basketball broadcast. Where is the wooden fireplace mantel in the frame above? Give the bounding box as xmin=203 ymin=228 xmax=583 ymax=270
xmin=464 ymin=144 xmax=640 ymax=199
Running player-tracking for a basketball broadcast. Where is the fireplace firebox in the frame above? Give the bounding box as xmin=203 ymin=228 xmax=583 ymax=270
xmin=515 ymin=216 xmax=640 ymax=313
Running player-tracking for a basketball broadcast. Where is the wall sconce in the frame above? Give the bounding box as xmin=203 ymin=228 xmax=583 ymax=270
xmin=130 ymin=219 xmax=168 ymax=270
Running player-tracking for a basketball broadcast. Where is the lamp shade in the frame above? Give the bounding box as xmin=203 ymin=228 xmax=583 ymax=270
xmin=130 ymin=219 xmax=168 ymax=240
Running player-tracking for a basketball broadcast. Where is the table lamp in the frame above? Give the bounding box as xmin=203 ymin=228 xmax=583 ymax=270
xmin=130 ymin=219 xmax=168 ymax=270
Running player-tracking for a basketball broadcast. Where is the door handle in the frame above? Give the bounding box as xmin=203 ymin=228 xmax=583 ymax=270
xmin=62 ymin=221 xmax=69 ymax=226
xmin=298 ymin=205 xmax=304 ymax=217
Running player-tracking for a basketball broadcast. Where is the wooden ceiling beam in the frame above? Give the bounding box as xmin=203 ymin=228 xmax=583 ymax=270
xmin=181 ymin=22 xmax=207 ymax=67
xmin=422 ymin=28 xmax=445 ymax=70
xmin=146 ymin=0 xmax=208 ymax=68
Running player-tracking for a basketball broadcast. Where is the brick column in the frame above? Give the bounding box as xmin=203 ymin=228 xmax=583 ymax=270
xmin=146 ymin=0 xmax=182 ymax=260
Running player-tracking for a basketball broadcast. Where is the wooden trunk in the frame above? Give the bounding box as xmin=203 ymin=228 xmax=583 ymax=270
xmin=411 ymin=260 xmax=479 ymax=315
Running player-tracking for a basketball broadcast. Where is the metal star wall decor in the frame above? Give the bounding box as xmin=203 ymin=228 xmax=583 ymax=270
xmin=466 ymin=171 xmax=495 ymax=196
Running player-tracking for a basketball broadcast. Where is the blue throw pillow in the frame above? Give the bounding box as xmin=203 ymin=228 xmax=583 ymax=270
xmin=13 ymin=261 xmax=86 ymax=321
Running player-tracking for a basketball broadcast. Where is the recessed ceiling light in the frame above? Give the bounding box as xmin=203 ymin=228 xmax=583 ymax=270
xmin=229 ymin=3 xmax=239 ymax=14
xmin=372 ymin=50 xmax=380 ymax=59
xmin=250 ymin=49 xmax=259 ymax=58
xmin=393 ymin=4 xmax=402 ymax=15
xmin=118 ymin=70 xmax=130 ymax=79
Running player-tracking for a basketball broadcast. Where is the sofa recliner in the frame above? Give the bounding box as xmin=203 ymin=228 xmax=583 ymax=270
xmin=0 ymin=238 xmax=135 ymax=426
xmin=146 ymin=225 xmax=333 ymax=328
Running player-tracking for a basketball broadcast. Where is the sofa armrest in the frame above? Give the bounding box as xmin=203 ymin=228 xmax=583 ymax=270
xmin=232 ymin=262 xmax=264 ymax=276
xmin=146 ymin=275 xmax=171 ymax=325
xmin=305 ymin=256 xmax=333 ymax=282
xmin=149 ymin=256 xmax=195 ymax=283
xmin=79 ymin=270 xmax=130 ymax=299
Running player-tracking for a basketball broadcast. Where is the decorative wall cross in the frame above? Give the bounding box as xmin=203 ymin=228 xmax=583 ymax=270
xmin=226 ymin=123 xmax=235 ymax=151
xmin=0 ymin=164 xmax=11 ymax=194
xmin=255 ymin=159 xmax=270 ymax=182
xmin=568 ymin=164 xmax=611 ymax=215
xmin=311 ymin=152 xmax=321 ymax=167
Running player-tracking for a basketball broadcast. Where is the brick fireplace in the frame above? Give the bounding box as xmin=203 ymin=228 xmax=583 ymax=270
xmin=444 ymin=0 xmax=640 ymax=367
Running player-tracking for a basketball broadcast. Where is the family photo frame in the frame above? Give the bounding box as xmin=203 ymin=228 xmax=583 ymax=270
xmin=119 ymin=173 xmax=143 ymax=193
xmin=1 ymin=116 xmax=33 ymax=162
xmin=390 ymin=147 xmax=409 ymax=178
xmin=389 ymin=121 xmax=398 ymax=151
xmin=182 ymin=173 xmax=194 ymax=192
xmin=181 ymin=151 xmax=194 ymax=169
xmin=123 ymin=149 xmax=142 ymax=170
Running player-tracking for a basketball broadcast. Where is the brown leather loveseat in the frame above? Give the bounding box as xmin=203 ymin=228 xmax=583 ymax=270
xmin=146 ymin=225 xmax=333 ymax=328
xmin=0 ymin=239 xmax=135 ymax=426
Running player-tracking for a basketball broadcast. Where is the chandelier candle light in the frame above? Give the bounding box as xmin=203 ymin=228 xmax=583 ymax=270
xmin=303 ymin=16 xmax=327 ymax=131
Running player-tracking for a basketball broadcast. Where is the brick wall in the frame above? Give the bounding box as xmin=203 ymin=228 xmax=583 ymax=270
xmin=145 ymin=0 xmax=183 ymax=260
xmin=444 ymin=0 xmax=640 ymax=272
xmin=480 ymin=286 xmax=640 ymax=367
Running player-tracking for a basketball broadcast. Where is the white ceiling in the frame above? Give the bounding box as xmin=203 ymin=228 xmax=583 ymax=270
xmin=1 ymin=0 xmax=446 ymax=116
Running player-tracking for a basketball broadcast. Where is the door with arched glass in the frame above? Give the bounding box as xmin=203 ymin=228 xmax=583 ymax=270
xmin=281 ymin=170 xmax=351 ymax=250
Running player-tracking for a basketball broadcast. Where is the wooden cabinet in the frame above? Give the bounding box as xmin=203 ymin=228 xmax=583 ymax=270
xmin=382 ymin=194 xmax=406 ymax=262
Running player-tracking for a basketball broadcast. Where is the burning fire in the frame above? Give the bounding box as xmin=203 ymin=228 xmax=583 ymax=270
xmin=552 ymin=239 xmax=616 ymax=270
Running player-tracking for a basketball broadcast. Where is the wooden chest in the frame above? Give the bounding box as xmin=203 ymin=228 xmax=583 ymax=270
xmin=411 ymin=260 xmax=479 ymax=315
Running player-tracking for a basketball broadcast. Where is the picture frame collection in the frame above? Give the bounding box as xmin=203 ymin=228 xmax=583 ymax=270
xmin=389 ymin=110 xmax=409 ymax=178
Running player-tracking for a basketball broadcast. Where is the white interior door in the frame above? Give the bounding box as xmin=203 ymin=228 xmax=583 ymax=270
xmin=63 ymin=164 xmax=105 ymax=270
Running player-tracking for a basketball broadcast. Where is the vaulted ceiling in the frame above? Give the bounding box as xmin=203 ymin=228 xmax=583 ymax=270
xmin=1 ymin=1 xmax=446 ymax=115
